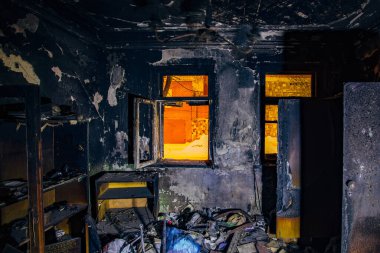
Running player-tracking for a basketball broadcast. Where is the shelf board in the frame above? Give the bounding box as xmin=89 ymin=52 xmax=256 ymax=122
xmin=97 ymin=172 xmax=157 ymax=183
xmin=44 ymin=203 xmax=88 ymax=231
xmin=43 ymin=174 xmax=87 ymax=192
xmin=0 ymin=175 xmax=86 ymax=209
xmin=0 ymin=195 xmax=28 ymax=209
xmin=97 ymin=207 xmax=154 ymax=235
xmin=98 ymin=187 xmax=153 ymax=200
xmin=15 ymin=203 xmax=88 ymax=247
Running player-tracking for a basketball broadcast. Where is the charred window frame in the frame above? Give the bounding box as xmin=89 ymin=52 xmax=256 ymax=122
xmin=133 ymin=62 xmax=215 ymax=168
xmin=262 ymin=72 xmax=316 ymax=161
xmin=158 ymin=69 xmax=215 ymax=165
xmin=133 ymin=98 xmax=159 ymax=169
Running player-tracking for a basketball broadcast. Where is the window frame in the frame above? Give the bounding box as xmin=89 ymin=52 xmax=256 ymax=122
xmin=155 ymin=64 xmax=215 ymax=166
xmin=133 ymin=98 xmax=159 ymax=169
xmin=133 ymin=63 xmax=216 ymax=169
xmin=262 ymin=72 xmax=316 ymax=160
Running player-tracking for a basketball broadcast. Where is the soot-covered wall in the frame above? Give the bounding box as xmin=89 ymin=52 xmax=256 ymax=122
xmin=98 ymin=26 xmax=380 ymax=214
xmin=2 ymin=0 xmax=380 ymax=215
xmin=96 ymin=47 xmax=262 ymax=213
xmin=0 ymin=6 xmax=106 ymax=117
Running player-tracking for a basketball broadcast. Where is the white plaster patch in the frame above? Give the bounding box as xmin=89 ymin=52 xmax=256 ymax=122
xmin=139 ymin=136 xmax=150 ymax=160
xmin=51 ymin=66 xmax=81 ymax=82
xmin=368 ymin=127 xmax=373 ymax=138
xmin=112 ymin=131 xmax=128 ymax=159
xmin=259 ymin=30 xmax=284 ymax=40
xmin=114 ymin=120 xmax=118 ymax=130
xmin=296 ymin=11 xmax=308 ymax=19
xmin=84 ymin=79 xmax=90 ymax=84
xmin=0 ymin=48 xmax=40 ymax=85
xmin=10 ymin=14 xmax=39 ymax=37
xmin=107 ymin=65 xmax=125 ymax=107
xmin=51 ymin=66 xmax=62 ymax=82
xmin=216 ymin=144 xmax=229 ymax=156
xmin=39 ymin=46 xmax=53 ymax=58
xmin=92 ymin=92 xmax=103 ymax=112
xmin=152 ymin=48 xmax=195 ymax=65
xmin=70 ymin=96 xmax=76 ymax=101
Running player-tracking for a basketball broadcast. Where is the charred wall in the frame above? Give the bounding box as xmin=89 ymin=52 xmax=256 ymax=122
xmin=1 ymin=0 xmax=380 ymax=216
xmin=0 ymin=1 xmax=108 ymax=177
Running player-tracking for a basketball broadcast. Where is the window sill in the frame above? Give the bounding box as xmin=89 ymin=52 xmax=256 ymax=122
xmin=149 ymin=159 xmax=213 ymax=168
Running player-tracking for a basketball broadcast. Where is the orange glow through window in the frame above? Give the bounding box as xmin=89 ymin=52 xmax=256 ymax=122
xmin=163 ymin=103 xmax=209 ymax=160
xmin=162 ymin=75 xmax=209 ymax=160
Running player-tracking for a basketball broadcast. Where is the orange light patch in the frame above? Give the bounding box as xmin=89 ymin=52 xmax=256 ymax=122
xmin=163 ymin=75 xmax=208 ymax=97
xmin=163 ymin=102 xmax=209 ymax=160
xmin=265 ymin=74 xmax=312 ymax=97
xmin=265 ymin=123 xmax=278 ymax=154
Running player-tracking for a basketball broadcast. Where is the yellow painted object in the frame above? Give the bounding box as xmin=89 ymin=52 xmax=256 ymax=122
xmin=0 ymin=189 xmax=55 ymax=225
xmin=97 ymin=182 xmax=148 ymax=221
xmin=56 ymin=218 xmax=70 ymax=234
xmin=276 ymin=216 xmax=300 ymax=239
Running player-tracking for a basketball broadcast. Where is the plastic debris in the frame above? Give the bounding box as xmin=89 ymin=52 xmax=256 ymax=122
xmin=102 ymin=239 xmax=130 ymax=253
xmin=166 ymin=227 xmax=201 ymax=253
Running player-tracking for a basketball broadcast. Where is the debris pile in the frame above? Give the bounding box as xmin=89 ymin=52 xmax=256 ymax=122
xmin=99 ymin=205 xmax=294 ymax=253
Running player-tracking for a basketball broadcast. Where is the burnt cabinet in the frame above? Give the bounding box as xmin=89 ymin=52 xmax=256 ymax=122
xmin=0 ymin=86 xmax=89 ymax=253
xmin=93 ymin=172 xmax=158 ymax=241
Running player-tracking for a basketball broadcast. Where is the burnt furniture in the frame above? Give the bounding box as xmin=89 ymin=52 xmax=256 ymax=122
xmin=0 ymin=86 xmax=89 ymax=253
xmin=94 ymin=172 xmax=158 ymax=238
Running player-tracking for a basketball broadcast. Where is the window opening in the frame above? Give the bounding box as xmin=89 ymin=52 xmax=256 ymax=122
xmin=264 ymin=74 xmax=312 ymax=156
xmin=161 ymin=75 xmax=209 ymax=161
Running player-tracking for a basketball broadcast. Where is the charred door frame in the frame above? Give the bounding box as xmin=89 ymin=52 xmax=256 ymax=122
xmin=258 ymin=62 xmax=319 ymax=230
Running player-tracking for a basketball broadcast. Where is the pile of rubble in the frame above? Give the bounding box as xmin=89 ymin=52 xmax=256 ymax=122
xmin=99 ymin=205 xmax=297 ymax=253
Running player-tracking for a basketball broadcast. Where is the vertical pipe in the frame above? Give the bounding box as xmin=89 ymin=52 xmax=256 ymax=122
xmin=25 ymin=86 xmax=45 ymax=253
xmin=276 ymin=99 xmax=301 ymax=240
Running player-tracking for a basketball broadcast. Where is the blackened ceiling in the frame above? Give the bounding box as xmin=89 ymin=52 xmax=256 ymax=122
xmin=12 ymin=0 xmax=380 ymax=29
xmin=3 ymin=0 xmax=380 ymax=47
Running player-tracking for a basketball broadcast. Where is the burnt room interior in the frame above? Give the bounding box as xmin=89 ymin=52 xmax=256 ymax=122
xmin=0 ymin=0 xmax=379 ymax=252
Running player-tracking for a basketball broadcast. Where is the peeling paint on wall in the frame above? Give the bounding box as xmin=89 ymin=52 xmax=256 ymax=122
xmin=139 ymin=136 xmax=150 ymax=160
xmin=51 ymin=66 xmax=63 ymax=82
xmin=0 ymin=47 xmax=40 ymax=85
xmin=107 ymin=64 xmax=125 ymax=106
xmin=92 ymin=92 xmax=103 ymax=112
xmin=39 ymin=46 xmax=53 ymax=58
xmin=111 ymin=131 xmax=128 ymax=159
xmin=10 ymin=14 xmax=39 ymax=37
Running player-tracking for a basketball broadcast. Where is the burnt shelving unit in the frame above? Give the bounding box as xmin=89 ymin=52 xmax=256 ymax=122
xmin=93 ymin=172 xmax=158 ymax=239
xmin=0 ymin=86 xmax=89 ymax=253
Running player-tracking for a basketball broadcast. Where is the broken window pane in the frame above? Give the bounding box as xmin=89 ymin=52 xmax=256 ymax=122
xmin=163 ymin=102 xmax=209 ymax=160
xmin=162 ymin=75 xmax=208 ymax=97
xmin=265 ymin=74 xmax=312 ymax=97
